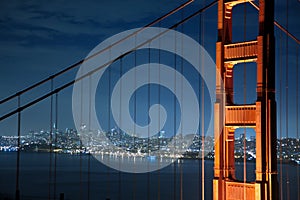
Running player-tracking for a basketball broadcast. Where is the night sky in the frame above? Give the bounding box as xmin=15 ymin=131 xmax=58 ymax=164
xmin=0 ymin=0 xmax=299 ymax=138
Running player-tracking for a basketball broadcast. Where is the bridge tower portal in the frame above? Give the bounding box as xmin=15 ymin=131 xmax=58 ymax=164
xmin=213 ymin=0 xmax=278 ymax=199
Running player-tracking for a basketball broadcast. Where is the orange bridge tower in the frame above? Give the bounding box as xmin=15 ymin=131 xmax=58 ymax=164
xmin=213 ymin=0 xmax=278 ymax=200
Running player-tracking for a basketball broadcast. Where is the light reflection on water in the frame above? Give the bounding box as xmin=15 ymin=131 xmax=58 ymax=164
xmin=0 ymin=152 xmax=298 ymax=200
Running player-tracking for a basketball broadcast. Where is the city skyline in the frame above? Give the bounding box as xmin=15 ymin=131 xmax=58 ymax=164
xmin=1 ymin=126 xmax=299 ymax=165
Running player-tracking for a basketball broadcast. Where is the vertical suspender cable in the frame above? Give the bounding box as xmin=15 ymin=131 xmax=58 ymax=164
xmin=285 ymin=0 xmax=290 ymax=199
xmin=173 ymin=28 xmax=177 ymax=200
xmin=133 ymin=37 xmax=137 ymax=200
xmin=49 ymin=79 xmax=54 ymax=200
xmin=296 ymin=45 xmax=300 ymax=200
xmin=88 ymin=75 xmax=92 ymax=200
xmin=200 ymin=4 xmax=205 ymax=200
xmin=15 ymin=95 xmax=21 ymax=200
xmin=197 ymin=12 xmax=202 ymax=200
xmin=147 ymin=42 xmax=151 ymax=200
xmin=108 ymin=45 xmax=112 ymax=200
xmin=118 ymin=57 xmax=123 ymax=200
xmin=179 ymin=9 xmax=184 ymax=200
xmin=296 ymin=45 xmax=299 ymax=200
xmin=157 ymin=23 xmax=161 ymax=200
xmin=79 ymin=67 xmax=83 ymax=200
xmin=80 ymin=90 xmax=84 ymax=200
xmin=147 ymin=44 xmax=151 ymax=200
xmin=180 ymin=158 xmax=183 ymax=200
xmin=54 ymin=93 xmax=58 ymax=200
xmin=279 ymin=32 xmax=283 ymax=200
xmin=87 ymin=151 xmax=90 ymax=200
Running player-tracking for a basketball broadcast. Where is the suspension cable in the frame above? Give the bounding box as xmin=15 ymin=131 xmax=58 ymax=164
xmin=53 ymin=93 xmax=58 ymax=200
xmin=0 ymin=1 xmax=194 ymax=106
xmin=279 ymin=30 xmax=283 ymax=200
xmin=15 ymin=95 xmax=21 ymax=200
xmin=0 ymin=1 xmax=218 ymax=123
xmin=147 ymin=43 xmax=151 ymax=200
xmin=108 ymin=39 xmax=112 ymax=200
xmin=79 ymin=68 xmax=83 ymax=200
xmin=48 ymin=79 xmax=54 ymax=200
xmin=118 ymin=57 xmax=123 ymax=200
xmin=248 ymin=1 xmax=300 ymax=45
xmin=197 ymin=12 xmax=201 ymax=200
xmin=297 ymin=44 xmax=300 ymax=200
xmin=196 ymin=11 xmax=200 ymax=200
xmin=87 ymin=148 xmax=91 ymax=200
xmin=200 ymin=2 xmax=205 ymax=200
xmin=79 ymin=132 xmax=83 ymax=198
xmin=157 ymin=21 xmax=161 ymax=200
xmin=87 ymin=73 xmax=92 ymax=200
xmin=285 ymin=1 xmax=290 ymax=199
xmin=173 ymin=27 xmax=177 ymax=200
xmin=133 ymin=33 xmax=137 ymax=200
xmin=179 ymin=9 xmax=184 ymax=200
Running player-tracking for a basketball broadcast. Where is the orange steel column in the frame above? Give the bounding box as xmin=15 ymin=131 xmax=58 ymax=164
xmin=256 ymin=0 xmax=278 ymax=199
xmin=213 ymin=1 xmax=230 ymax=199
xmin=213 ymin=0 xmax=278 ymax=200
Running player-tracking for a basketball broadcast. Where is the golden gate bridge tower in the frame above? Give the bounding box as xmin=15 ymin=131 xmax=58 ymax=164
xmin=213 ymin=0 xmax=278 ymax=199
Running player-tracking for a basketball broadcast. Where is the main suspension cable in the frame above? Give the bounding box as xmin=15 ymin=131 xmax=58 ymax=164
xmin=0 ymin=1 xmax=195 ymax=106
xmin=248 ymin=1 xmax=300 ymax=45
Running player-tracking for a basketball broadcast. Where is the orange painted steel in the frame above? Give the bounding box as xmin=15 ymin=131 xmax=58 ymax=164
xmin=213 ymin=0 xmax=278 ymax=199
